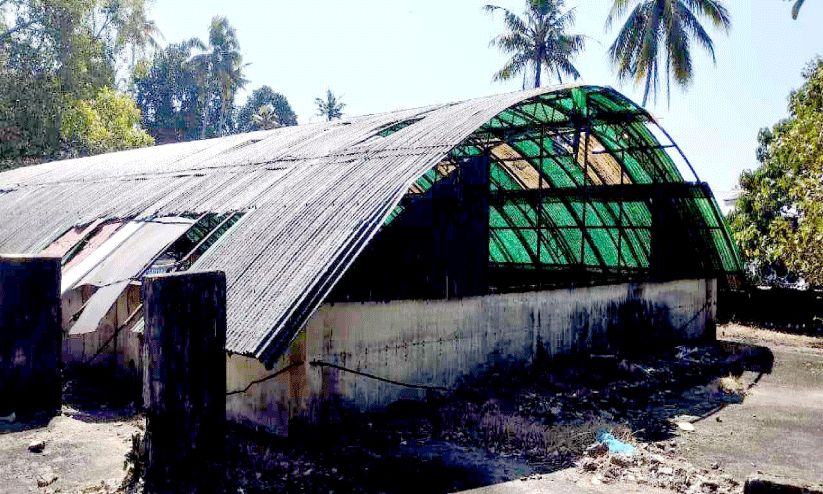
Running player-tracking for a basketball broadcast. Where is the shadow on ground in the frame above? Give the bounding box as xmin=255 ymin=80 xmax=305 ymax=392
xmin=61 ymin=363 xmax=141 ymax=424
xmin=0 ymin=414 xmax=52 ymax=435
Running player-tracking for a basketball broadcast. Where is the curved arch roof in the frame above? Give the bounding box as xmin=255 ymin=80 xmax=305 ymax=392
xmin=0 ymin=84 xmax=741 ymax=362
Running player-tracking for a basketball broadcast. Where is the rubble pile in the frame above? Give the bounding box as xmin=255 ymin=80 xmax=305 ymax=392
xmin=577 ymin=440 xmax=742 ymax=494
xmin=513 ymin=344 xmax=755 ymax=440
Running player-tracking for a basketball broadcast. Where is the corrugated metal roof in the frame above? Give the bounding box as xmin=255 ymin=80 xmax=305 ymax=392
xmin=0 ymin=84 xmax=740 ymax=363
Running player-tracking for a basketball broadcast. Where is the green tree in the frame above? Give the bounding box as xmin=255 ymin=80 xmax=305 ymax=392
xmin=1 ymin=0 xmax=158 ymax=96
xmin=0 ymin=69 xmax=63 ymax=169
xmin=484 ymin=0 xmax=584 ymax=88
xmin=606 ymin=0 xmax=731 ymax=106
xmin=191 ymin=16 xmax=248 ymax=139
xmin=132 ymin=38 xmax=205 ymax=143
xmin=251 ymin=104 xmax=280 ymax=130
xmin=729 ymin=58 xmax=823 ymax=285
xmin=237 ymin=86 xmax=297 ymax=131
xmin=315 ymin=89 xmax=345 ymax=121
xmin=61 ymin=86 xmax=154 ymax=157
xmin=0 ymin=0 xmax=158 ymax=167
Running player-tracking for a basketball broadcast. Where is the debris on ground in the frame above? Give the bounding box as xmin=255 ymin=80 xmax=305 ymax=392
xmin=212 ymin=340 xmax=770 ymax=493
xmin=675 ymin=421 xmax=696 ymax=432
xmin=28 ymin=439 xmax=45 ymax=453
xmin=714 ymin=375 xmax=747 ymax=396
xmin=0 ymin=337 xmax=777 ymax=493
xmin=37 ymin=470 xmax=58 ymax=487
xmin=576 ymin=440 xmax=743 ymax=493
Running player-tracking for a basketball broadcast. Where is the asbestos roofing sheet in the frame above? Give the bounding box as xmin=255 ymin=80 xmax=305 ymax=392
xmin=61 ymin=221 xmax=141 ymax=294
xmin=41 ymin=219 xmax=103 ymax=258
xmin=75 ymin=217 xmax=194 ymax=288
xmin=69 ymin=279 xmax=130 ymax=335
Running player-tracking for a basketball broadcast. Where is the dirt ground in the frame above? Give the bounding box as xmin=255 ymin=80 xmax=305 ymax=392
xmin=674 ymin=324 xmax=823 ymax=483
xmin=0 ymin=410 xmax=141 ymax=494
xmin=0 ymin=323 xmax=820 ymax=493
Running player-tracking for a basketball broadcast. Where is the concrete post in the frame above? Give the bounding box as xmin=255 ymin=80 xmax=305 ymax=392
xmin=0 ymin=255 xmax=62 ymax=418
xmin=141 ymin=271 xmax=226 ymax=491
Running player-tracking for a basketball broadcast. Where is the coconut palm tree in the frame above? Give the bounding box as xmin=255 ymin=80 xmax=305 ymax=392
xmin=191 ymin=16 xmax=249 ymax=138
xmin=484 ymin=0 xmax=585 ymax=88
xmin=606 ymin=0 xmax=731 ymax=106
xmin=315 ymin=89 xmax=345 ymax=121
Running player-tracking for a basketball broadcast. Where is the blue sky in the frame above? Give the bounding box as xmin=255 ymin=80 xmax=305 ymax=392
xmin=150 ymin=0 xmax=822 ymax=194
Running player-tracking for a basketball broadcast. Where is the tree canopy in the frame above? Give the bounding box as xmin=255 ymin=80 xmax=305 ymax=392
xmin=606 ymin=0 xmax=731 ymax=106
xmin=0 ymin=0 xmax=158 ymax=165
xmin=237 ymin=86 xmax=298 ymax=131
xmin=61 ymin=86 xmax=154 ymax=157
xmin=132 ymin=38 xmax=205 ymax=144
xmin=729 ymin=57 xmax=823 ymax=286
xmin=191 ymin=16 xmax=249 ymax=138
xmin=484 ymin=0 xmax=584 ymax=88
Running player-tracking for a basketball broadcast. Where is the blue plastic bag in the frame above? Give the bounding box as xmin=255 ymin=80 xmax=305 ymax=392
xmin=597 ymin=430 xmax=636 ymax=455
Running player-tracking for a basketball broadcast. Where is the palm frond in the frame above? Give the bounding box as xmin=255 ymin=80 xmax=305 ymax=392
xmin=666 ymin=16 xmax=692 ymax=86
xmin=791 ymin=0 xmax=805 ymax=19
xmin=606 ymin=0 xmax=638 ymax=31
xmin=680 ymin=0 xmax=731 ymax=31
xmin=493 ymin=53 xmax=530 ymax=82
xmin=550 ymin=55 xmax=581 ymax=81
xmin=555 ymin=6 xmax=578 ymax=30
xmin=608 ymin=2 xmax=651 ymax=81
xmin=490 ymin=32 xmax=533 ymax=53
xmin=678 ymin=5 xmax=716 ymax=64
xmin=502 ymin=8 xmax=529 ymax=35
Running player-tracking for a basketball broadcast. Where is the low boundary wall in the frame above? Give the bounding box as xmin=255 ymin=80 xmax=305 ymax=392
xmin=227 ymin=278 xmax=717 ymax=435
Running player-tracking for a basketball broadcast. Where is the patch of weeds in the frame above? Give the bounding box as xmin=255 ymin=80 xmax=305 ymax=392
xmin=712 ymin=375 xmax=747 ymax=397
xmin=120 ymin=432 xmax=145 ymax=494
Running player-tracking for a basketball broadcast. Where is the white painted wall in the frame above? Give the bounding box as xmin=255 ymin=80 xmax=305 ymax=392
xmin=226 ymin=278 xmax=717 ymax=435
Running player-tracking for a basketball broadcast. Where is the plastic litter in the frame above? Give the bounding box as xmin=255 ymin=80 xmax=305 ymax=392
xmin=597 ymin=430 xmax=636 ymax=455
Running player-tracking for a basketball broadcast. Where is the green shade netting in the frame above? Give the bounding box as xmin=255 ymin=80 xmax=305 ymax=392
xmin=386 ymin=86 xmax=742 ymax=279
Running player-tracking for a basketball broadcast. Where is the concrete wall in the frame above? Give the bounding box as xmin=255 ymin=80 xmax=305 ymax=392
xmin=62 ymin=284 xmax=143 ymax=376
xmin=227 ymin=277 xmax=716 ymax=435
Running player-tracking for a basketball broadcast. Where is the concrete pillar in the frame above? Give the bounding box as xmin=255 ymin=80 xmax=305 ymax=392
xmin=0 ymin=255 xmax=62 ymax=418
xmin=141 ymin=271 xmax=226 ymax=491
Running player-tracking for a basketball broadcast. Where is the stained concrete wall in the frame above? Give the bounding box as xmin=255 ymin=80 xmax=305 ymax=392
xmin=227 ymin=278 xmax=716 ymax=435
xmin=62 ymin=284 xmax=143 ymax=373
xmin=61 ymin=284 xmax=143 ymax=407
